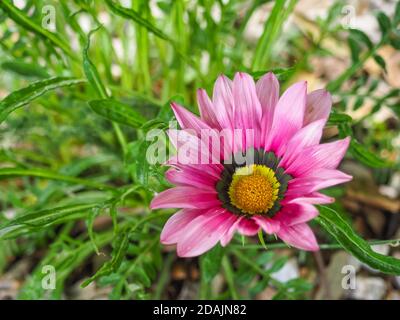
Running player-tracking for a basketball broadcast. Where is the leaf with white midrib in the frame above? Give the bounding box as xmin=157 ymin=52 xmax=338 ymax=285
xmin=317 ymin=206 xmax=400 ymax=275
xmin=0 ymin=77 xmax=86 ymax=123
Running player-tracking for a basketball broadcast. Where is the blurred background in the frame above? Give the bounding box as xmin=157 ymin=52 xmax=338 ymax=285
xmin=0 ymin=0 xmax=399 ymax=300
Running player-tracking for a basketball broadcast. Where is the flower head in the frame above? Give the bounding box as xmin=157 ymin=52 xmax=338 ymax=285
xmin=151 ymin=72 xmax=352 ymax=257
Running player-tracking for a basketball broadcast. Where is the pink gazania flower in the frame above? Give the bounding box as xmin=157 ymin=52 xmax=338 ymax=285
xmin=150 ymin=72 xmax=352 ymax=257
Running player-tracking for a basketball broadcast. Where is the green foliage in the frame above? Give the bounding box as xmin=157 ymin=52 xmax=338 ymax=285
xmin=0 ymin=77 xmax=86 ymax=123
xmin=0 ymin=0 xmax=76 ymax=59
xmin=1 ymin=60 xmax=50 ymax=78
xmin=252 ymin=0 xmax=297 ymax=70
xmin=200 ymin=244 xmax=224 ymax=283
xmin=82 ymin=230 xmax=130 ymax=287
xmin=317 ymin=206 xmax=400 ymax=275
xmin=349 ymin=140 xmax=392 ymax=168
xmin=88 ymin=99 xmax=146 ymax=128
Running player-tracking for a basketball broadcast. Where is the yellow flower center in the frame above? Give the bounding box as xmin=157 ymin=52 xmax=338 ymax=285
xmin=228 ymin=165 xmax=280 ymax=215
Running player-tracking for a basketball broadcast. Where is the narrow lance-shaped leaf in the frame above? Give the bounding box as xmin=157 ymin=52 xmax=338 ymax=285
xmin=394 ymin=1 xmax=400 ymax=26
xmin=104 ymin=0 xmax=173 ymax=42
xmin=316 ymin=206 xmax=400 ymax=275
xmin=348 ymin=36 xmax=361 ymax=63
xmin=327 ymin=112 xmax=353 ymax=125
xmin=252 ymin=0 xmax=297 ymax=70
xmin=88 ymin=99 xmax=146 ymax=128
xmin=350 ymin=140 xmax=391 ymax=168
xmin=0 ymin=203 xmax=97 ymax=240
xmin=0 ymin=77 xmax=86 ymax=123
xmin=376 ymin=12 xmax=391 ymax=38
xmin=0 ymin=167 xmax=113 ymax=191
xmin=83 ymin=26 xmax=109 ymax=99
xmin=82 ymin=26 xmax=128 ymax=153
xmin=87 ymin=207 xmax=102 ymax=255
xmin=373 ymin=54 xmax=387 ymax=72
xmin=1 ymin=60 xmax=50 ymax=78
xmin=348 ymin=29 xmax=373 ymax=49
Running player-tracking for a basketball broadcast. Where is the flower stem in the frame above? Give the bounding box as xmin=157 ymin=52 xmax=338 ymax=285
xmin=231 ymin=238 xmax=400 ymax=250
xmin=222 ymin=255 xmax=239 ymax=300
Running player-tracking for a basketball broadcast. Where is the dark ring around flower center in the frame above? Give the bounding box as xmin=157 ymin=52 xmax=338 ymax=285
xmin=216 ymin=148 xmax=292 ymax=218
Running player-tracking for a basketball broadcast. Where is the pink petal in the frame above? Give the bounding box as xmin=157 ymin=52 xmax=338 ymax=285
xmin=285 ymin=169 xmax=352 ymax=197
xmin=237 ymin=217 xmax=260 ymax=236
xmin=232 ymin=72 xmax=262 ymax=149
xmin=256 ymin=72 xmax=280 ymax=144
xmin=280 ymin=119 xmax=325 ymax=166
xmin=275 ymin=203 xmax=319 ymax=226
xmin=220 ymin=216 xmax=243 ymax=247
xmin=150 ymin=186 xmax=220 ymax=209
xmin=304 ymin=89 xmax=332 ymax=126
xmin=285 ymin=137 xmax=351 ymax=177
xmin=197 ymin=89 xmax=221 ymax=129
xmin=277 ymin=223 xmax=319 ymax=251
xmin=167 ymin=129 xmax=220 ymax=165
xmin=283 ymin=192 xmax=335 ymax=205
xmin=233 ymin=72 xmax=262 ymax=128
xmin=171 ymin=102 xmax=211 ymax=134
xmin=167 ymin=158 xmax=223 ymax=180
xmin=177 ymin=208 xmax=237 ymax=257
xmin=252 ymin=216 xmax=280 ymax=234
xmin=212 ymin=75 xmax=234 ymax=128
xmin=160 ymin=209 xmax=203 ymax=244
xmin=165 ymin=168 xmax=217 ymax=189
xmin=266 ymin=81 xmax=307 ymax=154
xmin=256 ymin=72 xmax=280 ymax=117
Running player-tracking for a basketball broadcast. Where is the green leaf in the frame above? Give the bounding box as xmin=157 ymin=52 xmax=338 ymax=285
xmin=353 ymin=96 xmax=364 ymax=110
xmin=258 ymin=230 xmax=268 ymax=250
xmin=88 ymin=99 xmax=146 ymax=128
xmin=394 ymin=1 xmax=400 ymax=25
xmin=0 ymin=167 xmax=113 ymax=191
xmin=252 ymin=0 xmax=297 ymax=69
xmin=376 ymin=12 xmax=391 ymax=37
xmin=140 ymin=119 xmax=168 ymax=132
xmin=348 ymin=29 xmax=373 ymax=49
xmin=316 ymin=206 xmax=400 ymax=275
xmin=133 ymin=268 xmax=152 ymax=287
xmin=367 ymin=79 xmax=380 ymax=93
xmin=83 ymin=26 xmax=108 ymax=99
xmin=81 ymin=231 xmax=130 ymax=287
xmin=0 ymin=0 xmax=76 ymax=59
xmin=126 ymin=139 xmax=151 ymax=185
xmin=249 ymin=277 xmax=269 ymax=296
xmin=104 ymin=0 xmax=173 ymax=42
xmin=200 ymin=244 xmax=224 ymax=282
xmin=268 ymin=256 xmax=288 ymax=273
xmin=0 ymin=203 xmax=96 ymax=239
xmin=327 ymin=112 xmax=353 ymax=125
xmin=389 ymin=35 xmax=400 ymax=50
xmin=350 ymin=140 xmax=391 ymax=168
xmin=87 ymin=207 xmax=102 ymax=255
xmin=348 ymin=36 xmax=360 ymax=63
xmin=1 ymin=60 xmax=50 ymax=78
xmin=250 ymin=67 xmax=295 ymax=82
xmin=373 ymin=54 xmax=387 ymax=72
xmin=82 ymin=26 xmax=128 ymax=153
xmin=0 ymin=77 xmax=86 ymax=123
xmin=256 ymin=251 xmax=275 ymax=265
